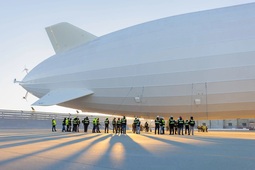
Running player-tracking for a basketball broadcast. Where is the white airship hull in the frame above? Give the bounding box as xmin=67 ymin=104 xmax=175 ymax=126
xmin=21 ymin=3 xmax=255 ymax=119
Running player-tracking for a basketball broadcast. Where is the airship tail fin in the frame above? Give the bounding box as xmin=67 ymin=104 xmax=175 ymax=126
xmin=32 ymin=88 xmax=93 ymax=106
xmin=45 ymin=22 xmax=97 ymax=54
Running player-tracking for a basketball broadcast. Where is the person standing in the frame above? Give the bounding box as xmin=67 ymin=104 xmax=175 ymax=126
xmin=144 ymin=122 xmax=149 ymax=132
xmin=155 ymin=116 xmax=160 ymax=135
xmin=83 ymin=117 xmax=90 ymax=132
xmin=178 ymin=116 xmax=184 ymax=135
xmin=112 ymin=118 xmax=117 ymax=133
xmin=65 ymin=118 xmax=69 ymax=132
xmin=189 ymin=116 xmax=195 ymax=135
xmin=104 ymin=118 xmax=109 ymax=133
xmin=169 ymin=116 xmax=175 ymax=135
xmin=136 ymin=118 xmax=141 ymax=134
xmin=160 ymin=117 xmax=165 ymax=134
xmin=73 ymin=117 xmax=78 ymax=132
xmin=77 ymin=117 xmax=80 ymax=132
xmin=121 ymin=116 xmax=127 ymax=134
xmin=185 ymin=120 xmax=190 ymax=135
xmin=133 ymin=118 xmax=138 ymax=133
xmin=96 ymin=118 xmax=101 ymax=133
xmin=68 ymin=118 xmax=72 ymax=132
xmin=174 ymin=120 xmax=178 ymax=135
xmin=62 ymin=118 xmax=66 ymax=132
xmin=52 ymin=118 xmax=57 ymax=132
xmin=116 ymin=118 xmax=121 ymax=134
xmin=92 ymin=118 xmax=96 ymax=133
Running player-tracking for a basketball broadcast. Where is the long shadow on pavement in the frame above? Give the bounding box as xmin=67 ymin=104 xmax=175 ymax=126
xmin=0 ymin=132 xmax=86 ymax=149
xmin=44 ymin=134 xmax=112 ymax=170
xmin=0 ymin=134 xmax=101 ymax=167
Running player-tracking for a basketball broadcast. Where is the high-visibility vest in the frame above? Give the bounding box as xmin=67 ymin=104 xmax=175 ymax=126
xmin=117 ymin=120 xmax=121 ymax=125
xmin=73 ymin=118 xmax=77 ymax=125
xmin=52 ymin=119 xmax=56 ymax=126
xmin=189 ymin=120 xmax=195 ymax=126
xmin=178 ymin=120 xmax=184 ymax=125
xmin=93 ymin=118 xmax=97 ymax=125
xmin=112 ymin=119 xmax=116 ymax=125
xmin=121 ymin=118 xmax=126 ymax=124
xmin=155 ymin=119 xmax=159 ymax=124
xmin=161 ymin=120 xmax=165 ymax=126
xmin=84 ymin=119 xmax=89 ymax=124
xmin=105 ymin=119 xmax=109 ymax=124
xmin=169 ymin=119 xmax=175 ymax=125
xmin=65 ymin=119 xmax=69 ymax=126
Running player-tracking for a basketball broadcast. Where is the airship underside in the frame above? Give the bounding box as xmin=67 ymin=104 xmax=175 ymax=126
xmin=20 ymin=3 xmax=255 ymax=120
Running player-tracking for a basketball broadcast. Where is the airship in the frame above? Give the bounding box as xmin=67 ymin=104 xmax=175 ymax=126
xmin=19 ymin=3 xmax=255 ymax=120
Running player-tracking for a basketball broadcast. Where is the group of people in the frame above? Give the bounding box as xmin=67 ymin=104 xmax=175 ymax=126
xmin=90 ymin=116 xmax=127 ymax=134
xmin=111 ymin=116 xmax=127 ymax=134
xmin=92 ymin=117 xmax=101 ymax=133
xmin=132 ymin=117 xmax=141 ymax=134
xmin=53 ymin=116 xmax=127 ymax=134
xmin=154 ymin=116 xmax=195 ymax=135
xmin=52 ymin=115 xmax=195 ymax=135
xmin=61 ymin=117 xmax=81 ymax=132
xmin=61 ymin=116 xmax=90 ymax=133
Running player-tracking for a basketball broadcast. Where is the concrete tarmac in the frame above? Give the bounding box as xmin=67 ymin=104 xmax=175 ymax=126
xmin=0 ymin=129 xmax=255 ymax=170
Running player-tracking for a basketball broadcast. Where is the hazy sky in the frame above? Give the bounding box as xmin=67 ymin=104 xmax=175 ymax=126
xmin=1 ymin=0 xmax=254 ymax=113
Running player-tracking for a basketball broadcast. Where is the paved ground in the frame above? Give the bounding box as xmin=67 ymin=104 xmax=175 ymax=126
xmin=0 ymin=129 xmax=255 ymax=170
